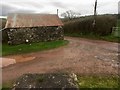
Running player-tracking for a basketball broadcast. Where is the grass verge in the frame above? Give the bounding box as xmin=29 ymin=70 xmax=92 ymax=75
xmin=2 ymin=80 xmax=14 ymax=90
xmin=65 ymin=33 xmax=120 ymax=43
xmin=2 ymin=40 xmax=69 ymax=56
xmin=77 ymin=75 xmax=119 ymax=88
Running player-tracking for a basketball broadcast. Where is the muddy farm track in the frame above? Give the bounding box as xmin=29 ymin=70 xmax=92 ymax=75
xmin=2 ymin=37 xmax=120 ymax=83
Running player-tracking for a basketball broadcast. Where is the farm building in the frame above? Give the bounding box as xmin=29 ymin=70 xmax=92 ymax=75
xmin=5 ymin=13 xmax=64 ymax=45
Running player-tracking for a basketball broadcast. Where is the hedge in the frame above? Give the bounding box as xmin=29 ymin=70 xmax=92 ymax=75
xmin=63 ymin=15 xmax=117 ymax=36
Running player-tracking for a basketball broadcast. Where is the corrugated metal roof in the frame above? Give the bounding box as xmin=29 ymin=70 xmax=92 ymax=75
xmin=5 ymin=13 xmax=63 ymax=28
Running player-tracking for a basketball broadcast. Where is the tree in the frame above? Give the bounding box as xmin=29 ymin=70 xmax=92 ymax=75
xmin=61 ymin=10 xmax=81 ymax=20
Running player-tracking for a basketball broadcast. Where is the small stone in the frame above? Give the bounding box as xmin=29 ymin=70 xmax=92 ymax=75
xmin=74 ymin=77 xmax=78 ymax=81
xmin=26 ymin=75 xmax=28 ymax=78
xmin=26 ymin=39 xmax=29 ymax=43
xmin=17 ymin=82 xmax=20 ymax=85
xmin=29 ymin=85 xmax=32 ymax=88
xmin=72 ymin=73 xmax=78 ymax=82
xmin=94 ymin=56 xmax=98 ymax=58
xmin=52 ymin=76 xmax=55 ymax=79
xmin=112 ymin=60 xmax=115 ymax=62
xmin=13 ymin=84 xmax=16 ymax=87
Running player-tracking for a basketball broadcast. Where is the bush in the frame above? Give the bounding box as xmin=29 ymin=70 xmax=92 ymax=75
xmin=63 ymin=15 xmax=117 ymax=36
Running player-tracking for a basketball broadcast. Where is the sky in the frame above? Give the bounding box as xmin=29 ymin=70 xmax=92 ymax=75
xmin=0 ymin=0 xmax=120 ymax=18
xmin=118 ymin=1 xmax=120 ymax=14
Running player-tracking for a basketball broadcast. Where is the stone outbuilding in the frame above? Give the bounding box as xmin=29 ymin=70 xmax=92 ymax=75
xmin=5 ymin=13 xmax=64 ymax=45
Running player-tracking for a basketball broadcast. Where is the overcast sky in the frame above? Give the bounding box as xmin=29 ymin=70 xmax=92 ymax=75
xmin=0 ymin=0 xmax=120 ymax=18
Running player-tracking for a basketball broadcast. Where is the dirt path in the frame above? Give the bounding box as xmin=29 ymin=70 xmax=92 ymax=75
xmin=2 ymin=37 xmax=119 ymax=83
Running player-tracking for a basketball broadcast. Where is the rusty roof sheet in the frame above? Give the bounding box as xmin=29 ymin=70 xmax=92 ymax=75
xmin=5 ymin=13 xmax=63 ymax=28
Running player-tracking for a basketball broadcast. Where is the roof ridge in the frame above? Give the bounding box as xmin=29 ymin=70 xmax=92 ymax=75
xmin=7 ymin=13 xmax=57 ymax=15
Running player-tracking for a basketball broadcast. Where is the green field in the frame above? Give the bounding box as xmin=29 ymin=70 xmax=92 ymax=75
xmin=2 ymin=40 xmax=69 ymax=56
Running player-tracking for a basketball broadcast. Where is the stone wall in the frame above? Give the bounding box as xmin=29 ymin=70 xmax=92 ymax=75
xmin=7 ymin=26 xmax=64 ymax=45
xmin=2 ymin=29 xmax=9 ymax=43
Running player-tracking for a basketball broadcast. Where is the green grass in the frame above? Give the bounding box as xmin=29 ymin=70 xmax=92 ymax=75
xmin=77 ymin=75 xmax=119 ymax=88
xmin=2 ymin=40 xmax=69 ymax=56
xmin=2 ymin=80 xmax=14 ymax=90
xmin=65 ymin=33 xmax=120 ymax=43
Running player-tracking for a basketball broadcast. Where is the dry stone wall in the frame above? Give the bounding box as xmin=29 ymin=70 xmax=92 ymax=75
xmin=7 ymin=26 xmax=64 ymax=45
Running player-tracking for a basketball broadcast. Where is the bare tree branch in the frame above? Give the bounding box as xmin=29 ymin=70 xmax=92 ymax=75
xmin=61 ymin=10 xmax=81 ymax=20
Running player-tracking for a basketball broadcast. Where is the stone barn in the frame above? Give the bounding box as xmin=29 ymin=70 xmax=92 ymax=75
xmin=5 ymin=13 xmax=64 ymax=45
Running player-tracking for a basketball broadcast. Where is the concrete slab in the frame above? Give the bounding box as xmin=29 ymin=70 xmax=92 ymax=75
xmin=0 ymin=58 xmax=16 ymax=68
